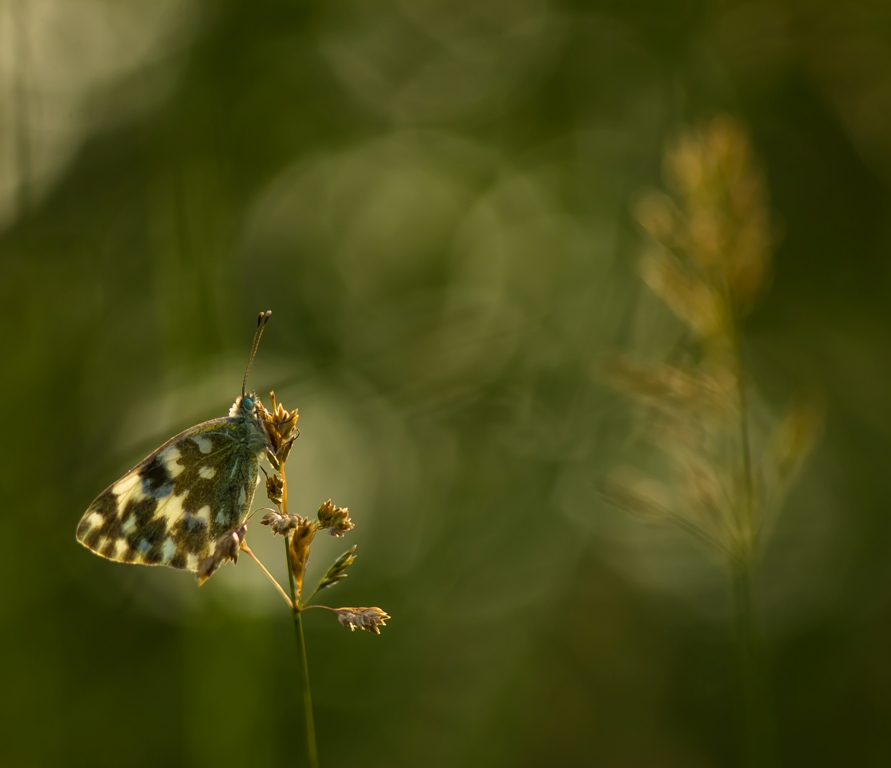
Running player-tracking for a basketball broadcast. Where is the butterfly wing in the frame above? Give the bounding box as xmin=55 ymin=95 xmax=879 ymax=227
xmin=76 ymin=419 xmax=262 ymax=572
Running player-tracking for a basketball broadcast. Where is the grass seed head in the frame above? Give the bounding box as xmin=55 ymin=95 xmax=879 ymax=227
xmin=317 ymin=499 xmax=355 ymax=537
xmin=335 ymin=607 xmax=390 ymax=634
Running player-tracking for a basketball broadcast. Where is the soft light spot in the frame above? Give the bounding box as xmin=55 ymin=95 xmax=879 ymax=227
xmin=192 ymin=435 xmax=213 ymax=454
xmin=161 ymin=538 xmax=177 ymax=564
xmin=121 ymin=515 xmax=137 ymax=535
xmin=85 ymin=512 xmax=104 ymax=528
xmin=198 ymin=466 xmax=216 ymax=479
xmin=187 ymin=553 xmax=201 ymax=571
xmin=113 ymin=539 xmax=129 ymax=559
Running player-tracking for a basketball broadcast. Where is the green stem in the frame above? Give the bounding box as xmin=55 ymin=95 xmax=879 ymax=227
xmin=287 ymin=537 xmax=319 ymax=768
xmin=286 ymin=536 xmax=298 ymax=607
xmin=296 ymin=612 xmax=319 ymax=768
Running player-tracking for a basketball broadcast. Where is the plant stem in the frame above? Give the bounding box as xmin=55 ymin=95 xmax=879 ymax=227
xmin=240 ymin=542 xmax=293 ymax=608
xmin=286 ymin=535 xmax=319 ymax=768
xmin=296 ymin=610 xmax=319 ymax=768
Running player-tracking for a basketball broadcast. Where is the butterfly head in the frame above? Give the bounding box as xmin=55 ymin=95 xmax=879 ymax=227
xmin=230 ymin=391 xmax=261 ymax=419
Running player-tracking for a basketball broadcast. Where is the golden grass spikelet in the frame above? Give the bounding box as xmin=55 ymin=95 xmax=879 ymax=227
xmin=259 ymin=391 xmax=299 ymax=471
xmin=678 ymin=451 xmax=727 ymax=529
xmin=769 ymin=394 xmax=826 ymax=485
xmin=260 ymin=509 xmax=301 ymax=536
xmin=608 ymin=115 xmax=820 ymax=564
xmin=317 ymin=499 xmax=355 ymax=537
xmin=635 ymin=191 xmax=679 ymax=244
xmin=316 ymin=545 xmax=358 ymax=592
xmin=265 ymin=473 xmax=284 ymax=506
xmin=603 ymin=354 xmax=734 ymax=415
xmin=601 ymin=469 xmax=674 ymax=522
xmin=639 ymin=249 xmax=727 ymax=338
xmin=289 ymin=517 xmax=316 ymax=601
xmin=641 ymin=116 xmax=774 ymax=318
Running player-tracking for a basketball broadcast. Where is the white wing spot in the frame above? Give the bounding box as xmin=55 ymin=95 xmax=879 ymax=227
xmin=237 ymin=487 xmax=246 ymax=508
xmin=215 ymin=510 xmax=228 ymax=525
xmin=187 ymin=553 xmax=201 ymax=571
xmin=161 ymin=538 xmax=177 ymax=564
xmin=155 ymin=496 xmax=186 ymax=524
xmin=136 ymin=540 xmax=151 ymax=555
xmin=228 ymin=459 xmax=240 ymax=479
xmin=113 ymin=539 xmax=129 ymax=559
xmin=198 ymin=466 xmax=216 ymax=479
xmin=195 ymin=505 xmax=211 ymax=523
xmin=193 ymin=436 xmax=213 ymax=454
xmin=113 ymin=473 xmax=145 ymax=501
xmin=160 ymin=446 xmax=184 ymax=478
xmin=85 ymin=512 xmax=104 ymax=528
xmin=121 ymin=515 xmax=137 ymax=535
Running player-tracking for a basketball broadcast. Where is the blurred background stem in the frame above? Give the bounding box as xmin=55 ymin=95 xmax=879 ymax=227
xmin=732 ymin=562 xmax=778 ymax=768
xmin=727 ymin=291 xmax=778 ymax=766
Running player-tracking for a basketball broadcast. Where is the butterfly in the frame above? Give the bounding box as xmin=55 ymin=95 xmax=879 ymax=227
xmin=76 ymin=311 xmax=275 ymax=578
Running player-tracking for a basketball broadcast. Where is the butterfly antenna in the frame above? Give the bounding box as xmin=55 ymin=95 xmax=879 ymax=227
xmin=243 ymin=310 xmax=272 ymax=396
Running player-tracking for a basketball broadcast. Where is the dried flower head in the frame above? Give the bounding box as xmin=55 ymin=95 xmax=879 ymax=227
xmin=317 ymin=499 xmax=355 ymax=537
xmin=197 ymin=522 xmax=248 ymax=586
xmin=335 ymin=607 xmax=390 ymax=634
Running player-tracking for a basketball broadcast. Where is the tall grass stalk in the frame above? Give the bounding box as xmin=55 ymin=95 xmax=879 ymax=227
xmin=240 ymin=391 xmax=389 ymax=767
xmin=604 ymin=116 xmax=822 ymax=768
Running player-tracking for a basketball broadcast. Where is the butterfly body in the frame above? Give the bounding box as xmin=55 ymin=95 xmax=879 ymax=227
xmin=76 ymin=392 xmax=271 ymax=572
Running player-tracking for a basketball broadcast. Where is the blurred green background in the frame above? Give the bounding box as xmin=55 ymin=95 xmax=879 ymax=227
xmin=2 ymin=1 xmax=891 ymax=766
